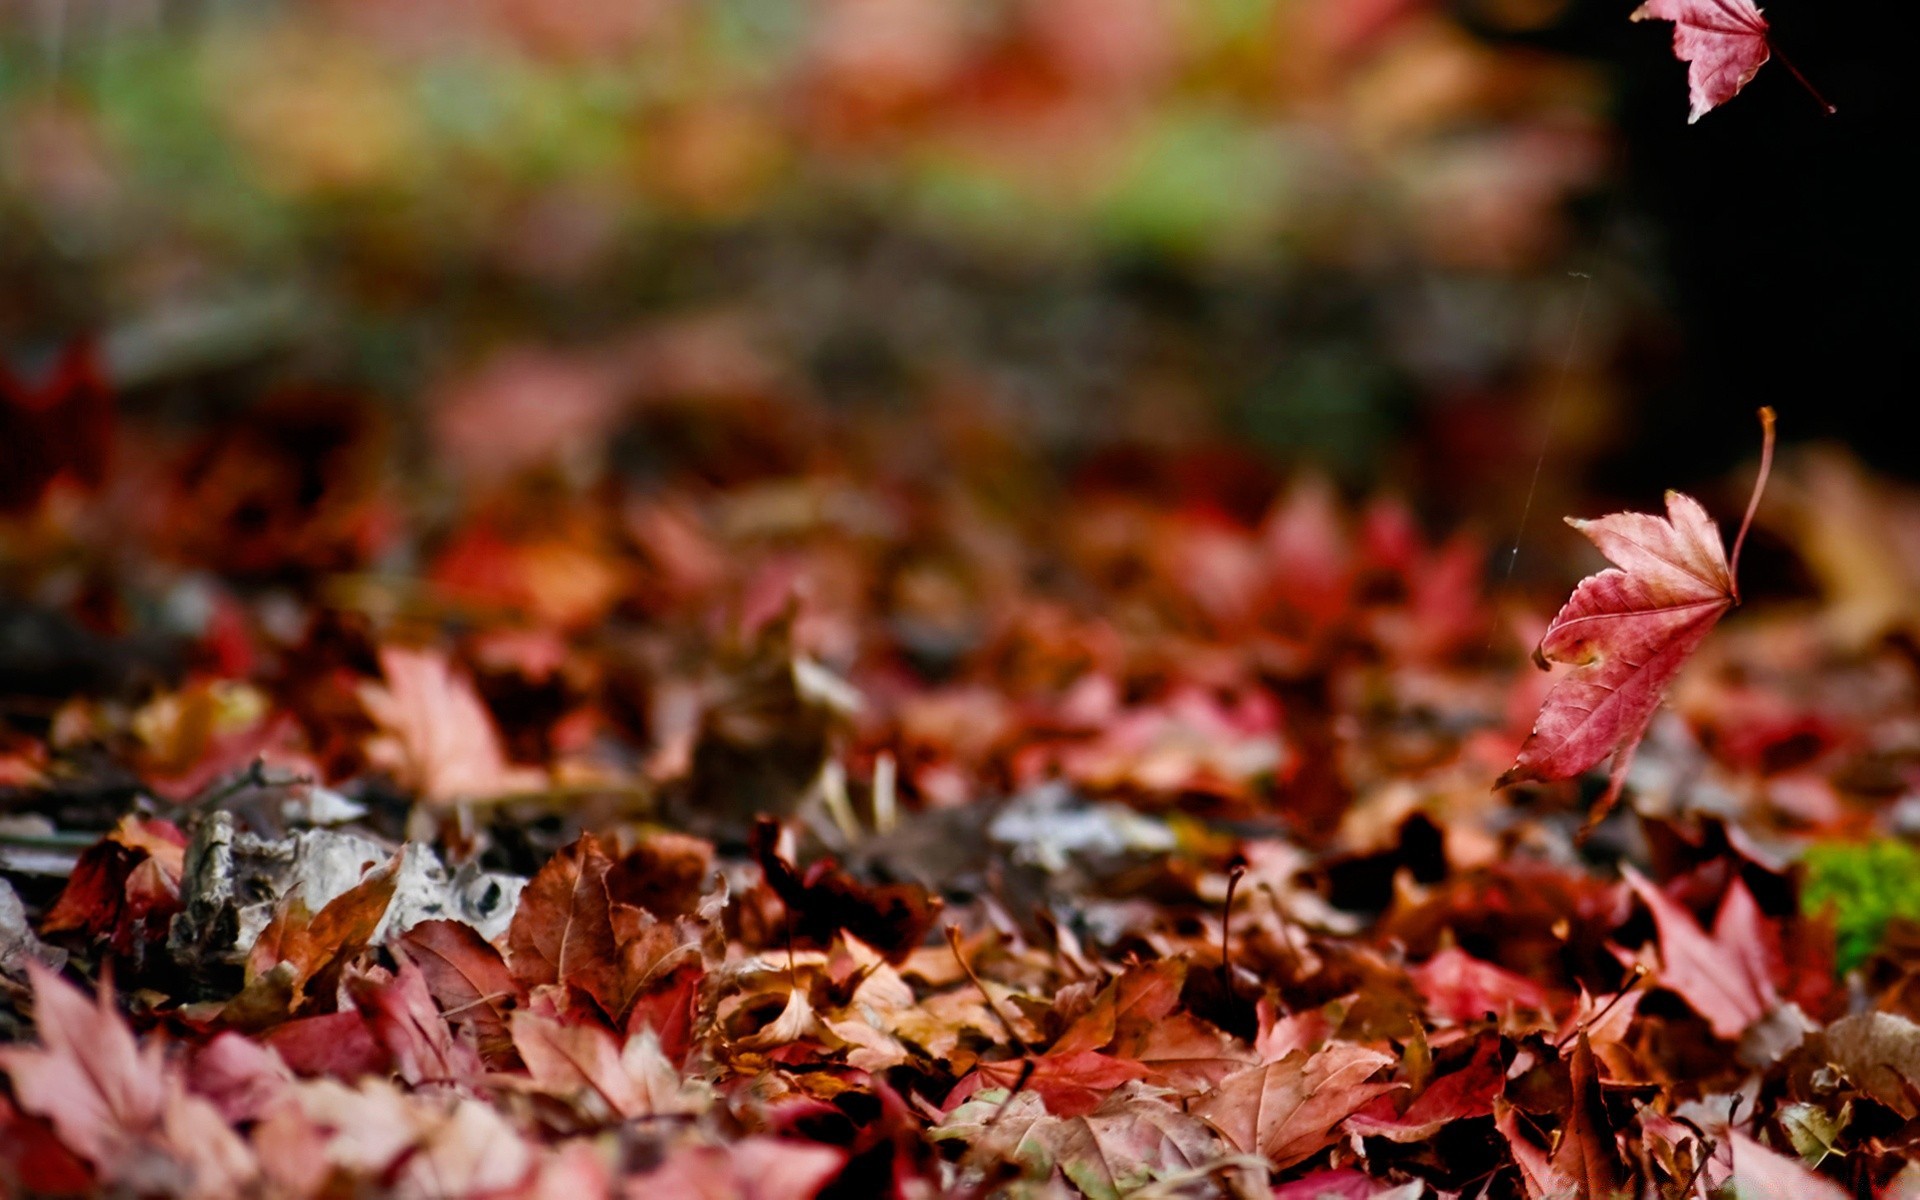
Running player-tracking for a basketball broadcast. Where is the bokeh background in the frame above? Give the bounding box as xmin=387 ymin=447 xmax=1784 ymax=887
xmin=1 ymin=0 xmax=1909 ymax=543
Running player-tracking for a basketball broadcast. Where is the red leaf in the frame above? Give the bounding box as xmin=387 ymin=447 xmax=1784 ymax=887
xmin=0 ymin=963 xmax=255 ymax=1195
xmin=950 ymin=1051 xmax=1153 ymax=1118
xmin=1501 ymin=412 xmax=1773 ymax=817
xmin=1345 ymin=1035 xmax=1504 ymax=1142
xmin=1631 ymin=0 xmax=1771 ymax=123
xmin=396 ymin=919 xmax=521 ymax=1066
xmin=352 ymin=960 xmax=485 ymax=1087
xmin=1624 ymin=867 xmax=1774 ymax=1039
xmin=1408 ymin=947 xmax=1549 ymax=1026
xmin=259 ymin=1010 xmax=391 ymax=1079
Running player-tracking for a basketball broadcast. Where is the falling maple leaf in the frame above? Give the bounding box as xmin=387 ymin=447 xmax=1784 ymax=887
xmin=1499 ymin=408 xmax=1775 ymax=819
xmin=1632 ymin=0 xmax=1772 ymax=122
xmin=1633 ymin=0 xmax=1834 ymax=122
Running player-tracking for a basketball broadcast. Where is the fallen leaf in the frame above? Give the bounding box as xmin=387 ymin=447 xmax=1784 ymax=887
xmin=1495 ymin=1099 xmax=1576 ymax=1200
xmin=751 ymin=817 xmax=942 ymax=963
xmin=1821 ymin=1012 xmax=1920 ymax=1120
xmin=1724 ymin=1129 xmax=1848 ymax=1199
xmin=359 ymin=645 xmax=542 ymax=806
xmin=506 ymin=833 xmax=621 ymax=1017
xmin=352 ymin=959 xmax=484 ymax=1087
xmin=227 ymin=853 xmax=400 ymax=1026
xmin=510 ymin=1008 xmax=647 ymax=1121
xmin=1346 ymin=1035 xmax=1504 ymax=1142
xmin=937 ymin=1082 xmax=1224 ymax=1200
xmin=0 ymin=963 xmax=256 ymax=1199
xmin=638 ymin=1136 xmax=846 ymax=1200
xmin=1192 ymin=1041 xmax=1399 ymax=1168
xmin=396 ymin=919 xmax=521 ymax=1065
xmin=1408 ymin=946 xmax=1549 ymax=1026
xmin=950 ymin=1051 xmax=1153 ymax=1119
xmin=1549 ymin=1034 xmax=1621 ymax=1197
xmin=1625 ymin=867 xmax=1773 ymax=1040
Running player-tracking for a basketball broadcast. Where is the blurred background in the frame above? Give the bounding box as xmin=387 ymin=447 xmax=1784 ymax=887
xmin=0 ymin=0 xmax=1908 ymax=548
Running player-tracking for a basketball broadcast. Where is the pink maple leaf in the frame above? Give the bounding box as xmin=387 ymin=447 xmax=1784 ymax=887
xmin=1632 ymin=0 xmax=1771 ymax=122
xmin=358 ymin=645 xmax=542 ymax=806
xmin=1498 ymin=409 xmax=1774 ymax=819
xmin=1633 ymin=0 xmax=1834 ymax=122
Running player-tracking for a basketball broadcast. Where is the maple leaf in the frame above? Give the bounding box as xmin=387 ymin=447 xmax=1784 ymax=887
xmin=0 ymin=963 xmax=255 ymax=1199
xmin=937 ymin=1083 xmax=1225 ymax=1200
xmin=1624 ymin=866 xmax=1775 ymax=1039
xmin=359 ymin=645 xmax=542 ymax=806
xmin=1631 ymin=0 xmax=1772 ymax=122
xmin=1345 ymin=1035 xmax=1504 ymax=1142
xmin=1408 ymin=947 xmax=1549 ymax=1026
xmin=1192 ymin=1042 xmax=1401 ymax=1169
xmin=508 ymin=1008 xmax=648 ymax=1121
xmin=1499 ymin=408 xmax=1775 ymax=818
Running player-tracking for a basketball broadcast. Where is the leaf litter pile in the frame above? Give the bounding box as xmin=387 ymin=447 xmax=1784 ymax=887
xmin=9 ymin=363 xmax=1920 ymax=1200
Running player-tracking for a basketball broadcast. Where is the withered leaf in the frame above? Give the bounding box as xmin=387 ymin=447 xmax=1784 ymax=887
xmin=506 ymin=833 xmax=621 ymax=1016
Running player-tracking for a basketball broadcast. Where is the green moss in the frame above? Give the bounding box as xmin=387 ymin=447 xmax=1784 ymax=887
xmin=1802 ymin=839 xmax=1920 ymax=973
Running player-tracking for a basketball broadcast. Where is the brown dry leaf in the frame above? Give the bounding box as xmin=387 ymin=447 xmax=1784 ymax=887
xmin=1822 ymin=1012 xmax=1920 ymax=1120
xmin=227 ymin=854 xmax=400 ymax=1027
xmin=1549 ymin=1034 xmax=1621 ymax=1196
xmin=1192 ymin=1041 xmax=1400 ymax=1169
xmin=506 ymin=833 xmax=621 ymax=1016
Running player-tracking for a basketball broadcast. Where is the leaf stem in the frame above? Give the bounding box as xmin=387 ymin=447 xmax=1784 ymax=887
xmin=1772 ymin=47 xmax=1837 ymax=116
xmin=1728 ymin=406 xmax=1775 ymax=603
